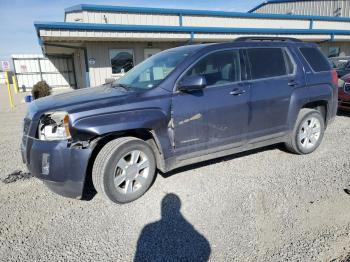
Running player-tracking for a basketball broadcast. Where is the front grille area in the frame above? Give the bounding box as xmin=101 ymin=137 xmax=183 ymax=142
xmin=344 ymin=83 xmax=350 ymax=93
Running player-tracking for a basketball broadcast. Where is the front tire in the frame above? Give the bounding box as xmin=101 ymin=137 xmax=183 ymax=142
xmin=92 ymin=137 xmax=156 ymax=204
xmin=285 ymin=109 xmax=325 ymax=155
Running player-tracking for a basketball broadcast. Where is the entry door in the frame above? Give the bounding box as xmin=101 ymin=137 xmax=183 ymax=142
xmin=245 ymin=47 xmax=305 ymax=140
xmin=144 ymin=49 xmax=161 ymax=59
xmin=172 ymin=49 xmax=250 ymax=155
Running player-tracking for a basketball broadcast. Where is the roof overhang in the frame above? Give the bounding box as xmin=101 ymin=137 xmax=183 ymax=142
xmin=35 ymin=21 xmax=350 ymax=45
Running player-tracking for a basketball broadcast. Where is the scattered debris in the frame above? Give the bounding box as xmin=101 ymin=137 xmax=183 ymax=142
xmin=2 ymin=170 xmax=32 ymax=184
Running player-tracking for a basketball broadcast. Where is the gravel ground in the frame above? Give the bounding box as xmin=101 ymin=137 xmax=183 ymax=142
xmin=0 ymin=85 xmax=350 ymax=261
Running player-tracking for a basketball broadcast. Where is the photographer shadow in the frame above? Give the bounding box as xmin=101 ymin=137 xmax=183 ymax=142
xmin=134 ymin=193 xmax=211 ymax=262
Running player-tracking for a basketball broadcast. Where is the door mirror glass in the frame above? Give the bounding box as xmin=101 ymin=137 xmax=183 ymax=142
xmin=178 ymin=75 xmax=207 ymax=92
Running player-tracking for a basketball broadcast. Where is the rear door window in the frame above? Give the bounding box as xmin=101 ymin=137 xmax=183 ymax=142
xmin=246 ymin=48 xmax=292 ymax=80
xmin=299 ymin=47 xmax=331 ymax=72
xmin=185 ymin=49 xmax=241 ymax=86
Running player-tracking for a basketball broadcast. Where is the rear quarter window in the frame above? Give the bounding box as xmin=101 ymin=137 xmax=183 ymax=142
xmin=299 ymin=47 xmax=331 ymax=72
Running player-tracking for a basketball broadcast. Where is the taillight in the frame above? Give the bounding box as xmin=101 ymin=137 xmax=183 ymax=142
xmin=331 ymin=69 xmax=338 ymax=87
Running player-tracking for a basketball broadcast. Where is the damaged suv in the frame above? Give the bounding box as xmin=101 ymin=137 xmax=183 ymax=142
xmin=21 ymin=37 xmax=338 ymax=204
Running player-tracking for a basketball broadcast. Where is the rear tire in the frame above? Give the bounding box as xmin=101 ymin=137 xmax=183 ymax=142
xmin=285 ymin=109 xmax=325 ymax=155
xmin=92 ymin=137 xmax=156 ymax=204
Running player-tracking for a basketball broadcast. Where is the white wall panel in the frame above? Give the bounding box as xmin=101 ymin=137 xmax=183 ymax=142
xmin=194 ymin=33 xmax=330 ymax=41
xmin=17 ymin=74 xmax=41 ymax=88
xmin=254 ymin=0 xmax=350 ymax=17
xmin=85 ymin=11 xmax=179 ymax=26
xmin=313 ymin=20 xmax=350 ymax=30
xmin=65 ymin=12 xmax=84 ymax=22
xmin=40 ymin=29 xmax=190 ymax=41
xmin=13 ymin=59 xmax=39 ymax=73
xmin=183 ymin=16 xmax=309 ymax=29
xmin=334 ymin=35 xmax=350 ymax=41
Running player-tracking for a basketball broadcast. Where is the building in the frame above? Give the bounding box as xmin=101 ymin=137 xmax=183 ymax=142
xmin=249 ymin=0 xmax=350 ymax=17
xmin=33 ymin=3 xmax=350 ymax=89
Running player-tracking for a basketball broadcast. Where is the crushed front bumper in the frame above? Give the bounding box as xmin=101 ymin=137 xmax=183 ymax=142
xmin=21 ymin=136 xmax=93 ymax=199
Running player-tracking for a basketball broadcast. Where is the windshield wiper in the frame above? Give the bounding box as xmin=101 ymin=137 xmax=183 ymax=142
xmin=111 ymin=83 xmax=132 ymax=91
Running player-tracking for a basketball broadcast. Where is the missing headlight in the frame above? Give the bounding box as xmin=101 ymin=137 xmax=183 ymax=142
xmin=39 ymin=112 xmax=71 ymax=141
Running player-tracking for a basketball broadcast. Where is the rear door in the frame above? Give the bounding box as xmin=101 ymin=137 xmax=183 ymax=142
xmin=245 ymin=47 xmax=304 ymax=141
xmin=172 ymin=48 xmax=250 ymax=155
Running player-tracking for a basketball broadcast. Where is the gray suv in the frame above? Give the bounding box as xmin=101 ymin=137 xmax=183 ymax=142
xmin=21 ymin=37 xmax=338 ymax=204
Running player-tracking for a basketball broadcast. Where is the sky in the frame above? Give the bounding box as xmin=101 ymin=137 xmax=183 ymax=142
xmin=0 ymin=0 xmax=262 ymax=63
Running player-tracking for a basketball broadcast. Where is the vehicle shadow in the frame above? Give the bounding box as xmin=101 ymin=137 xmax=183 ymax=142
xmin=161 ymin=144 xmax=283 ymax=179
xmin=134 ymin=193 xmax=211 ymax=262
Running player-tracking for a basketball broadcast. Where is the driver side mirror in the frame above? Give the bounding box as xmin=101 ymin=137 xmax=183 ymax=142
xmin=177 ymin=75 xmax=207 ymax=92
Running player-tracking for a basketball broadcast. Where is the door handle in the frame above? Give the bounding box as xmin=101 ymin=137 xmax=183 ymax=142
xmin=288 ymin=80 xmax=299 ymax=87
xmin=230 ymin=89 xmax=246 ymax=96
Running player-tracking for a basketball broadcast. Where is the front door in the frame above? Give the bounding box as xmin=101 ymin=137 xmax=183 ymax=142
xmin=172 ymin=49 xmax=250 ymax=155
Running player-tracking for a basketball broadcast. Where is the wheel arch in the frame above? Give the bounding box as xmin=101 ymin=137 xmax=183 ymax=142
xmin=91 ymin=128 xmax=165 ymax=171
xmin=81 ymin=128 xmax=166 ymax=198
xmin=301 ymin=100 xmax=328 ymax=125
xmin=288 ymin=84 xmax=332 ymax=131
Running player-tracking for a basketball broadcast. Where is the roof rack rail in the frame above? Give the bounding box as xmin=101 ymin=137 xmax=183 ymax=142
xmin=234 ymin=37 xmax=302 ymax=42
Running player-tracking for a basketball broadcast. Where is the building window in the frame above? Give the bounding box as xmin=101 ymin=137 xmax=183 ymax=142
xmin=109 ymin=49 xmax=134 ymax=74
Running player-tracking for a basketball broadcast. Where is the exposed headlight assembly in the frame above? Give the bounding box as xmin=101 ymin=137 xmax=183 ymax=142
xmin=38 ymin=112 xmax=71 ymax=141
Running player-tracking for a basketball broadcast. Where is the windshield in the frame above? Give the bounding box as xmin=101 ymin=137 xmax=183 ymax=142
xmin=113 ymin=47 xmax=195 ymax=90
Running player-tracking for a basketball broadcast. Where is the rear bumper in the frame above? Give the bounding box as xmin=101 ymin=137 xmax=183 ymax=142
xmin=21 ymin=136 xmax=92 ymax=199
